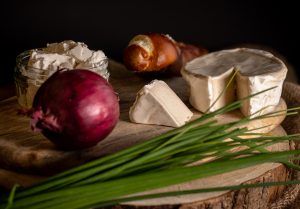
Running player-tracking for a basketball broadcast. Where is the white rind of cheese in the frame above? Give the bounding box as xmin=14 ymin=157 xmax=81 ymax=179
xmin=181 ymin=48 xmax=287 ymax=116
xmin=182 ymin=67 xmax=235 ymax=113
xmin=129 ymin=80 xmax=193 ymax=127
xmin=237 ymin=70 xmax=285 ymax=116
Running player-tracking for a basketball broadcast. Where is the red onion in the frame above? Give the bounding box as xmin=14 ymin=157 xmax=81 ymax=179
xmin=30 ymin=69 xmax=119 ymax=150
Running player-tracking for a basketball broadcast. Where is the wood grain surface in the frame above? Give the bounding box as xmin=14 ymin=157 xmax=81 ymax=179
xmin=0 ymin=60 xmax=294 ymax=209
xmin=0 ymin=61 xmax=287 ymax=176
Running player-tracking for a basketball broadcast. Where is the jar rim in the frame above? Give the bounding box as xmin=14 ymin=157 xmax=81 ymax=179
xmin=15 ymin=49 xmax=109 ymax=71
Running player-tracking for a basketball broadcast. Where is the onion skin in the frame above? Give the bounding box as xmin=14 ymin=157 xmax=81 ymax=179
xmin=31 ymin=69 xmax=120 ymax=150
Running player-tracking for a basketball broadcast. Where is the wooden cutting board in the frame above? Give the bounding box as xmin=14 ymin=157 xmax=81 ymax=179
xmin=0 ymin=60 xmax=291 ymax=208
xmin=0 ymin=60 xmax=287 ymax=176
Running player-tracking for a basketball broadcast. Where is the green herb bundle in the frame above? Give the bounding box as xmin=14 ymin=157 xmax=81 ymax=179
xmin=1 ymin=88 xmax=300 ymax=209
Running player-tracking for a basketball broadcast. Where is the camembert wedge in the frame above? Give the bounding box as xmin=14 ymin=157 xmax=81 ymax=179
xmin=181 ymin=48 xmax=287 ymax=116
xmin=129 ymin=80 xmax=193 ymax=127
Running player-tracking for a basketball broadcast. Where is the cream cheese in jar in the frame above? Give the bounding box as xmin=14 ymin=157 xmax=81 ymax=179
xmin=14 ymin=40 xmax=109 ymax=108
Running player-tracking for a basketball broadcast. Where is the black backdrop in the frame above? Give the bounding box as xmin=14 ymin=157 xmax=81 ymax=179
xmin=4 ymin=0 xmax=298 ymax=85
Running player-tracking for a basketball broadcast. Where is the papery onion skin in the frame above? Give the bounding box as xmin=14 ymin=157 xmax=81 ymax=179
xmin=30 ymin=69 xmax=120 ymax=150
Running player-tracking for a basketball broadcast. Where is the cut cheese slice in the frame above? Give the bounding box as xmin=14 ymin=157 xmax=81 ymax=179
xmin=129 ymin=80 xmax=193 ymax=127
xmin=181 ymin=48 xmax=287 ymax=116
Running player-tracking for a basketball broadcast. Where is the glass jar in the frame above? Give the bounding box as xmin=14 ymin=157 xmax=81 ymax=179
xmin=14 ymin=50 xmax=110 ymax=108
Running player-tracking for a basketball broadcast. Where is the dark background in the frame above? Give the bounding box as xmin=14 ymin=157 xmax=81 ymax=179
xmin=4 ymin=0 xmax=298 ymax=85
